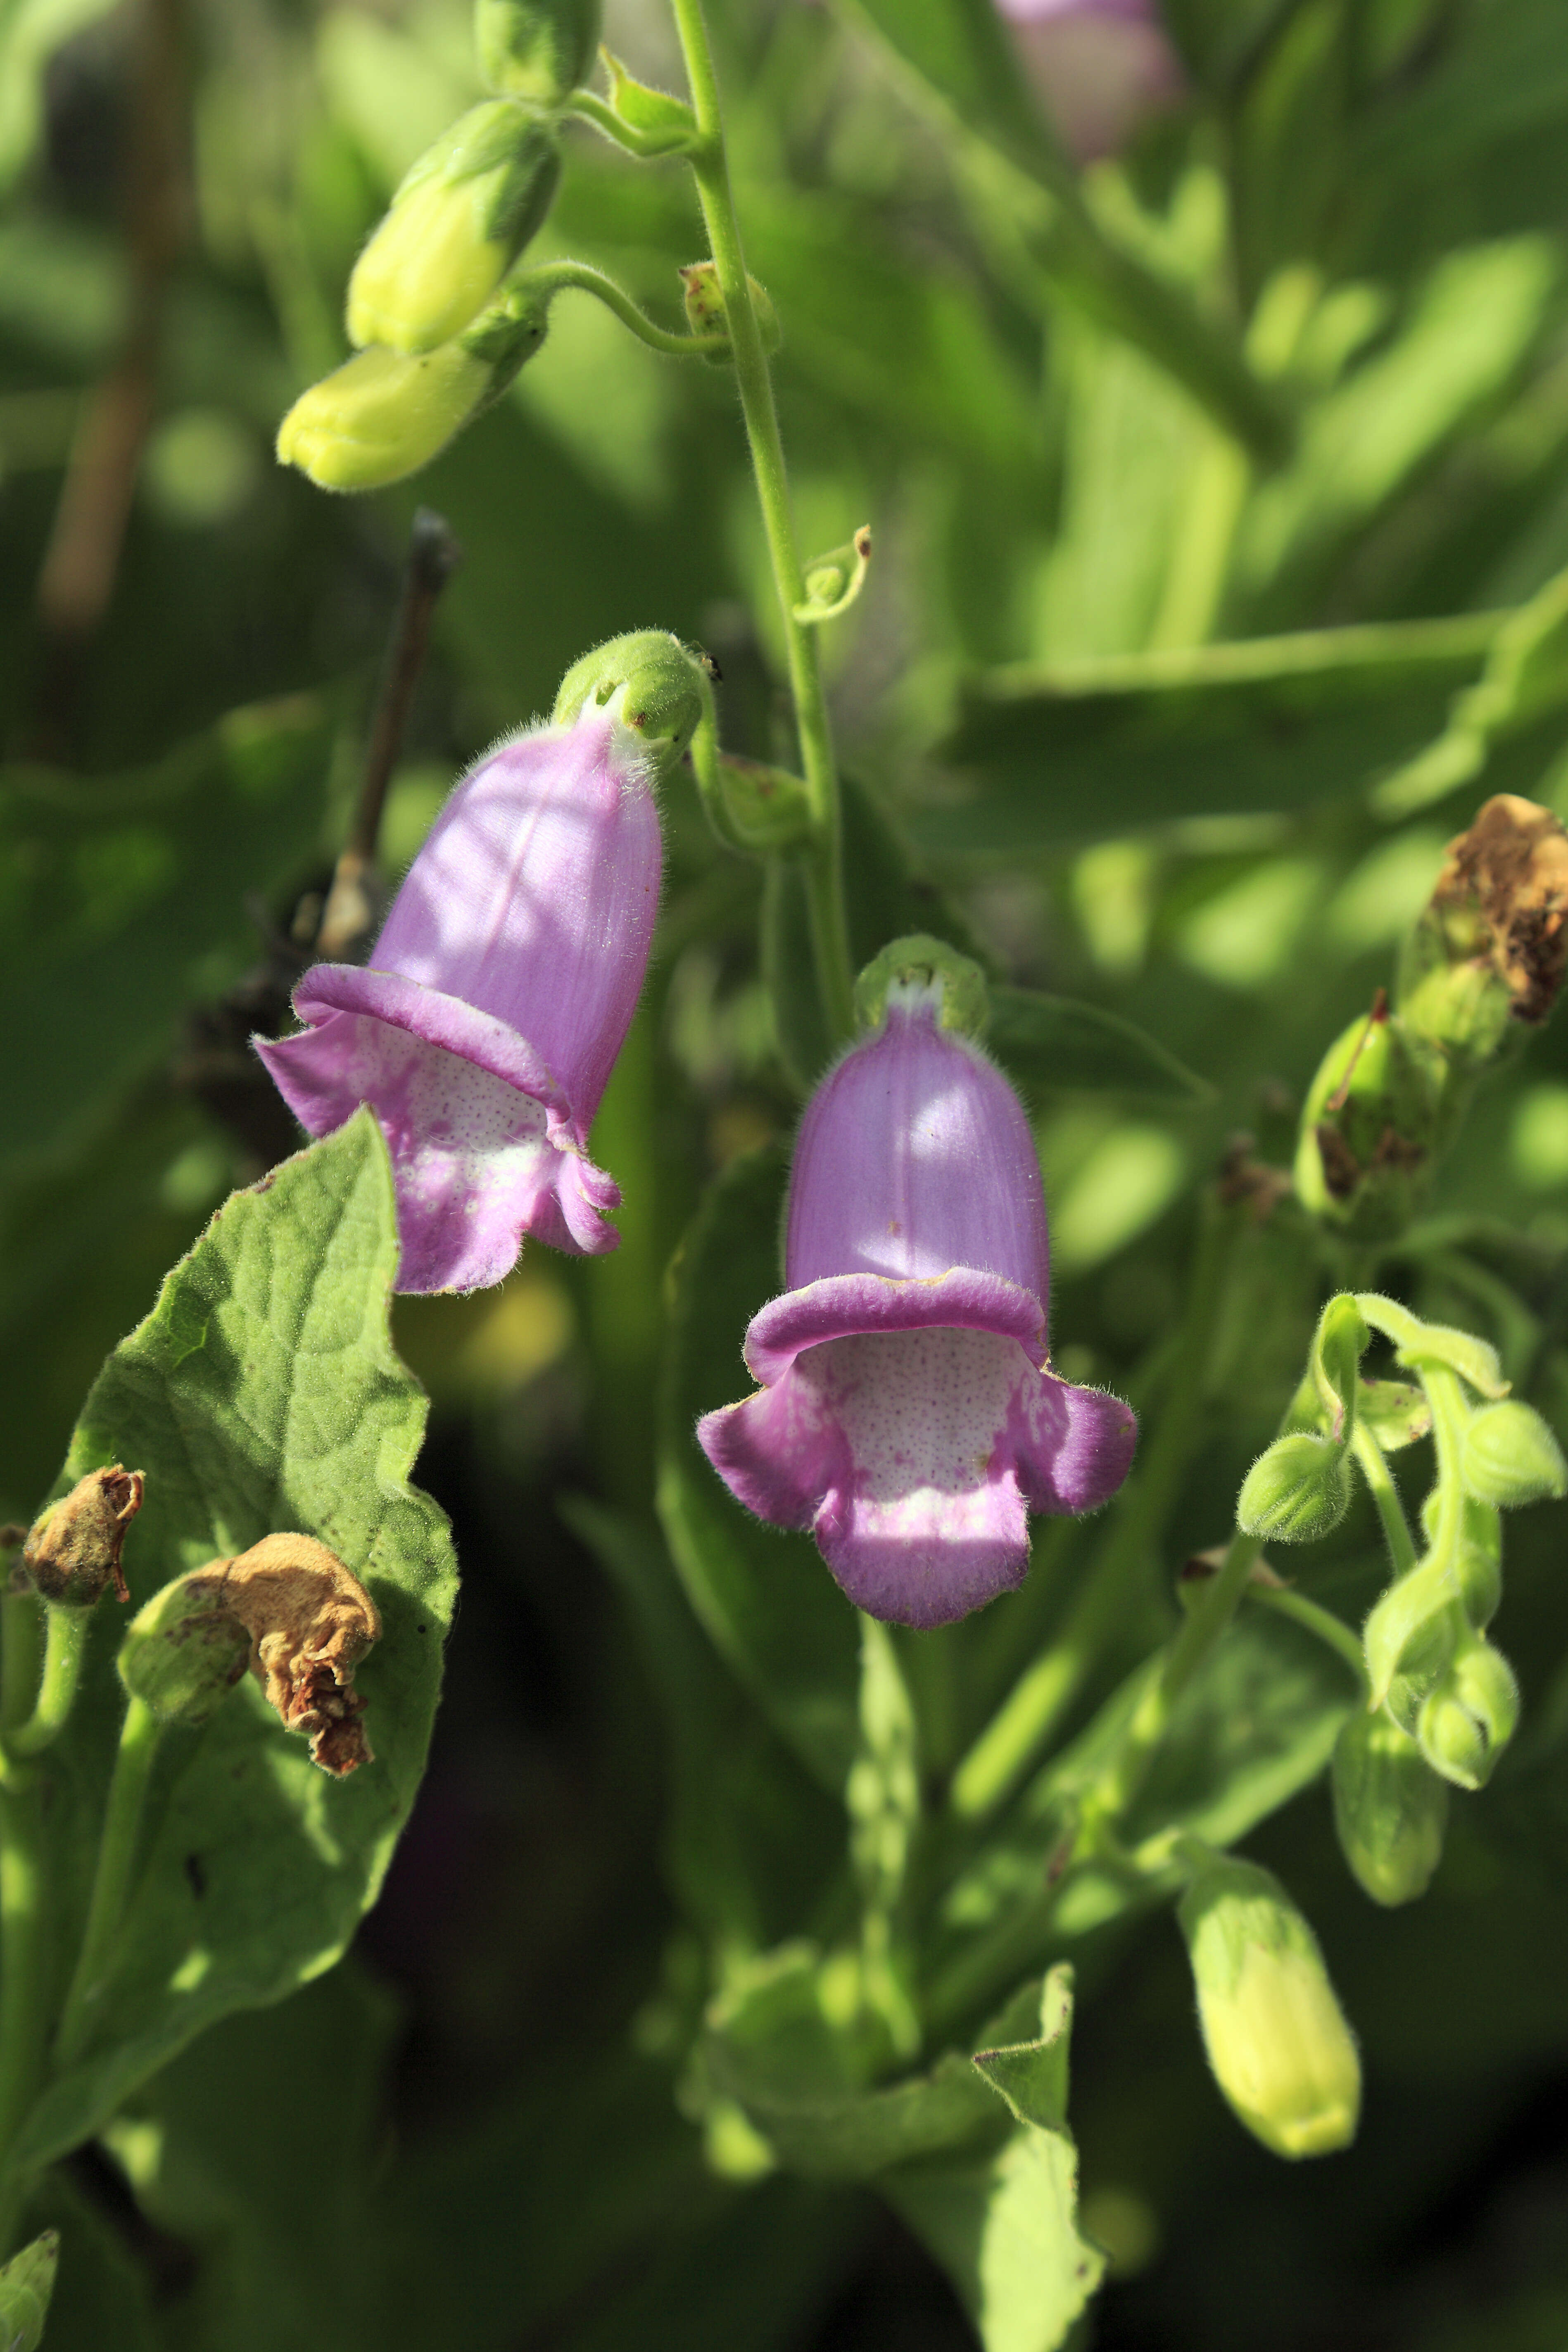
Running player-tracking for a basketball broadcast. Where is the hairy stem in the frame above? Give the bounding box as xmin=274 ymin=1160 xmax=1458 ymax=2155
xmin=1352 ymin=1423 xmax=1420 ymax=1582
xmin=0 ymin=1773 xmax=46 ymax=2250
xmin=56 ymin=1697 xmax=164 ymax=2069
xmin=6 ymin=1610 xmax=88 ymax=1760
xmin=669 ymin=0 xmax=856 ymax=1044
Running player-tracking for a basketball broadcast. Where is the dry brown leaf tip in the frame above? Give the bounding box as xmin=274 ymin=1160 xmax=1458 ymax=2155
xmin=24 ymin=1465 xmax=145 ymax=1607
xmin=1431 ymin=794 xmax=1568 ymax=1024
xmin=183 ymin=1534 xmax=382 ymax=1775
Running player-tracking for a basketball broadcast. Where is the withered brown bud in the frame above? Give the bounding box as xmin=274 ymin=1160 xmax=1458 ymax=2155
xmin=23 ymin=1466 xmax=144 ymax=1608
xmin=1399 ymin=795 xmax=1568 ymax=1058
xmin=125 ymin=1534 xmax=382 ymax=1775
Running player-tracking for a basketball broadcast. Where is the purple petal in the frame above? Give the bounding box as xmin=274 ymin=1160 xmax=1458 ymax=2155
xmin=744 ymin=1267 xmax=1047 ymax=1386
xmin=786 ymin=1000 xmax=1049 ymax=1306
xmin=257 ymin=1012 xmax=618 ymax=1291
xmin=698 ymin=1324 xmax=1138 ymax=1630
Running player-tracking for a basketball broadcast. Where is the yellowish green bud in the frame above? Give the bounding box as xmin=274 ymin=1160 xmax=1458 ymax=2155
xmin=1331 ymin=1708 xmax=1448 ymax=1906
xmin=277 ymin=284 xmax=548 ymax=493
xmin=1416 ymin=1634 xmax=1518 ymax=1791
xmin=1178 ymin=1858 xmax=1361 ymax=2160
xmin=1363 ymin=1554 xmax=1456 ymax=1712
xmin=347 ymin=105 xmax=560 ymax=354
xmin=1236 ymin=1431 xmax=1352 ymax=1543
xmin=1461 ymin=1398 xmax=1568 ymax=1510
xmin=476 ymin=0 xmax=601 ymax=103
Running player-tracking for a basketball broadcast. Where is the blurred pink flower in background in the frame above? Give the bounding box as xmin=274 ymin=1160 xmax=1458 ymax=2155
xmin=998 ymin=0 xmax=1183 ymax=162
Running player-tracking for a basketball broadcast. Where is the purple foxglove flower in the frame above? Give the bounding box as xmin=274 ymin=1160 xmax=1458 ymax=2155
xmin=998 ymin=0 xmax=1182 ymax=163
xmin=257 ymin=633 xmax=711 ymax=1293
xmin=697 ymin=976 xmax=1137 ymax=1628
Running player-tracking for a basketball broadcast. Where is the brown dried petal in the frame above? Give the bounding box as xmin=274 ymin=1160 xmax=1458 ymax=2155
xmin=23 ymin=1466 xmax=144 ymax=1607
xmin=1430 ymin=794 xmax=1568 ymax=1024
xmin=183 ymin=1534 xmax=381 ymax=1775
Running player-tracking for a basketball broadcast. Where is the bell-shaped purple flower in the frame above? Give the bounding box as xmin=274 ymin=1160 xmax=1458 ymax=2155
xmin=257 ymin=632 xmax=711 ymax=1293
xmin=697 ymin=967 xmax=1138 ymax=1628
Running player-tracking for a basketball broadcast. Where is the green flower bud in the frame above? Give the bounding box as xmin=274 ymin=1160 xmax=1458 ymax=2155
xmin=1397 ymin=795 xmax=1568 ymax=1068
xmin=277 ymin=285 xmax=548 ymax=492
xmin=1178 ymin=1858 xmax=1361 ymax=2160
xmin=853 ymin=935 xmax=990 ymax=1042
xmin=476 ymin=0 xmax=601 ymax=104
xmin=347 ymin=105 xmax=560 ymax=355
xmin=1293 ymin=997 xmax=1443 ymax=1240
xmin=1461 ymin=1399 xmax=1568 ymax=1509
xmin=552 ymin=631 xmax=715 ymax=783
xmin=1363 ymin=1554 xmax=1456 ymax=1710
xmin=1236 ymin=1432 xmax=1352 ymax=1543
xmin=118 ymin=1574 xmax=250 ymax=1726
xmin=1416 ymin=1635 xmax=1519 ymax=1791
xmin=1331 ymin=1708 xmax=1448 ymax=1906
xmin=22 ymin=1465 xmax=143 ymax=1608
xmin=1452 ymin=1495 xmax=1502 ymax=1628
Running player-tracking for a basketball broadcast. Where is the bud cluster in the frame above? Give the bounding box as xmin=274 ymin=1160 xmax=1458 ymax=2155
xmin=1296 ymin=796 xmax=1568 ymax=1241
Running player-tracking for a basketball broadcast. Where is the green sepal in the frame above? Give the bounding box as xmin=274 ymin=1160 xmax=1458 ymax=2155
xmin=795 ymin=527 xmax=872 ymax=626
xmin=476 ymin=0 xmax=602 ymax=104
xmin=1356 ymin=1379 xmax=1433 ymax=1452
xmin=0 ymin=2231 xmax=59 ymax=2352
xmin=552 ymin=630 xmax=715 ymax=781
xmin=1331 ymin=1706 xmax=1448 ymax=1907
xmin=1309 ymin=1294 xmax=1371 ymax=1446
xmin=970 ymin=1963 xmax=1073 ymax=2132
xmin=1293 ymin=1003 xmax=1444 ymax=1240
xmin=1416 ymin=1633 xmax=1519 ymax=1790
xmin=692 ymin=751 xmax=815 ymax=858
xmin=681 ymin=260 xmax=782 ymax=363
xmin=853 ymin=934 xmax=990 ymax=1041
xmin=1363 ymin=1558 xmax=1458 ymax=1712
xmin=117 ymin=1573 xmax=251 ymax=1726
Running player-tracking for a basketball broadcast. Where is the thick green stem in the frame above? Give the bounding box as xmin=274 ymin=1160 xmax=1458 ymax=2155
xmin=56 ymin=1696 xmax=163 ymax=2068
xmin=1243 ymin=1583 xmax=1368 ymax=1689
xmin=949 ymin=1197 xmax=1237 ymax=1821
xmin=7 ymin=1609 xmax=88 ymax=1760
xmin=669 ymin=0 xmax=856 ymax=1044
xmin=0 ymin=1597 xmax=39 ymax=1743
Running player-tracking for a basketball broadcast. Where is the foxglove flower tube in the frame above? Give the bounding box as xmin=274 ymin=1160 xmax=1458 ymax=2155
xmin=698 ymin=959 xmax=1137 ymax=1627
xmin=257 ymin=633 xmax=712 ymax=1292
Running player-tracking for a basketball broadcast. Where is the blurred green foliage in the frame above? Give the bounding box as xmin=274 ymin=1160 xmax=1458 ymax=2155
xmin=4 ymin=0 xmax=1568 ymax=2345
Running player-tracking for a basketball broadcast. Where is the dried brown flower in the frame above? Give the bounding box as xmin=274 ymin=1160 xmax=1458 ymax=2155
xmin=181 ymin=1534 xmax=382 ymax=1775
xmin=1428 ymin=794 xmax=1568 ymax=1025
xmin=23 ymin=1466 xmax=144 ymax=1608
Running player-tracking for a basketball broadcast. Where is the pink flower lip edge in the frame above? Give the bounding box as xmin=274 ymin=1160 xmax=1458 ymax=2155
xmin=698 ymin=1265 xmax=1138 ymax=1632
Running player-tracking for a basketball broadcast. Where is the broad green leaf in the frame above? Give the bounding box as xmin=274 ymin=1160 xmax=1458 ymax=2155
xmin=0 ymin=2229 xmax=59 ymax=2352
xmin=887 ymin=2127 xmax=1105 ymax=2352
xmin=1373 ymin=558 xmax=1568 ymax=817
xmin=12 ymin=1112 xmax=456 ymax=2172
xmin=658 ymin=1147 xmax=859 ymax=1791
xmin=986 ymin=988 xmax=1209 ymax=1102
xmin=923 ymin=614 xmax=1497 ymax=851
xmin=0 ymin=695 xmax=334 ymax=1175
xmin=19 ymin=2171 xmax=164 ymax=2352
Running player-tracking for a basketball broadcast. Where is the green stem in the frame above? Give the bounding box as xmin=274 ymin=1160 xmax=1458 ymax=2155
xmin=1242 ymin=1584 xmax=1368 ymax=1690
xmin=1351 ymin=1423 xmax=1420 ymax=1581
xmin=566 ymin=88 xmax=698 ymax=160
xmin=56 ymin=1696 xmax=163 ymax=2068
xmin=522 ymin=260 xmax=730 ymax=359
xmin=0 ymin=1596 xmax=39 ymax=1743
xmin=948 ymin=1195 xmax=1238 ymax=1821
xmin=668 ymin=0 xmax=856 ymax=1044
xmin=7 ymin=1610 xmax=88 ymax=1760
xmin=0 ymin=1772 xmax=46 ymax=2248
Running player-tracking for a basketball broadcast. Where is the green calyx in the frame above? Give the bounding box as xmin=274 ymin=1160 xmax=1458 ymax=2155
xmin=1461 ymin=1399 xmax=1568 ymax=1509
xmin=1294 ymin=998 xmax=1444 ymax=1240
xmin=118 ymin=1574 xmax=250 ymax=1727
xmin=1416 ymin=1632 xmax=1519 ymax=1790
xmin=476 ymin=0 xmax=602 ymax=106
xmin=1237 ymin=1432 xmax=1353 ymax=1544
xmin=552 ymin=631 xmax=716 ymax=781
xmin=1331 ymin=1708 xmax=1448 ymax=1907
xmin=853 ymin=936 xmax=990 ymax=1041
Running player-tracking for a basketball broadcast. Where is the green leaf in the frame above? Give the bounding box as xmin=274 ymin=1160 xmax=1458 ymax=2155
xmin=924 ymin=615 xmax=1497 ymax=851
xmin=19 ymin=2170 xmax=164 ymax=2352
xmin=0 ymin=2229 xmax=59 ymax=2352
xmin=986 ymin=988 xmax=1209 ymax=1103
xmin=830 ymin=0 xmax=1059 ymax=182
xmin=888 ymin=2128 xmax=1105 ymax=2352
xmin=657 ymin=1147 xmax=859 ymax=1792
xmin=1373 ymin=558 xmax=1568 ymax=818
xmin=13 ymin=1112 xmax=456 ymax=2172
xmin=971 ymin=1962 xmax=1074 ymax=2133
xmin=0 ymin=695 xmax=334 ymax=1176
